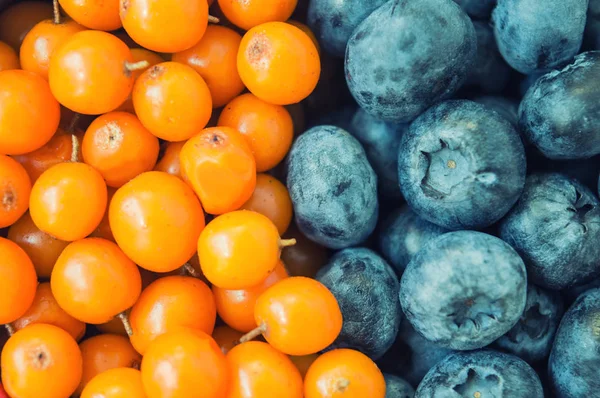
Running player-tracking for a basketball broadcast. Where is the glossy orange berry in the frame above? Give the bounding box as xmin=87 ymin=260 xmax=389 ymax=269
xmin=0 ymin=155 xmax=32 ymax=228
xmin=133 ymin=62 xmax=212 ymax=141
xmin=50 ymin=237 xmax=142 ymax=324
xmin=180 ymin=127 xmax=256 ymax=215
xmin=239 ymin=174 xmax=293 ymax=235
xmin=1 ymin=323 xmax=83 ymax=398
xmin=290 ymin=354 xmax=318 ymax=379
xmin=0 ymin=40 xmax=19 ymax=71
xmin=141 ymin=329 xmax=229 ymax=398
xmin=0 ymin=237 xmax=37 ymax=325
xmin=48 ymin=30 xmax=139 ymax=115
xmin=0 ymin=1 xmax=53 ymax=51
xmin=129 ymin=276 xmax=216 ymax=355
xmin=172 ymin=25 xmax=244 ymax=108
xmin=238 ymin=22 xmax=320 ymax=105
xmin=227 ymin=341 xmax=303 ymax=398
xmin=199 ymin=210 xmax=294 ymax=289
xmin=242 ymin=276 xmax=342 ymax=356
xmin=116 ymin=48 xmax=164 ymax=114
xmin=96 ymin=309 xmax=130 ymax=337
xmin=59 ymin=0 xmax=121 ymax=30
xmin=218 ymin=0 xmax=297 ymax=30
xmin=29 ymin=162 xmax=107 ymax=241
xmin=77 ymin=334 xmax=142 ymax=395
xmin=0 ymin=70 xmax=60 ymax=155
xmin=120 ymin=0 xmax=209 ymax=53
xmin=89 ymin=186 xmax=117 ymax=242
xmin=7 ymin=212 xmax=69 ymax=278
xmin=109 ymin=171 xmax=205 ymax=272
xmin=213 ymin=260 xmax=288 ymax=333
xmin=212 ymin=325 xmax=243 ymax=354
xmin=304 ymin=349 xmax=386 ymax=398
xmin=153 ymin=141 xmax=185 ymax=177
xmin=287 ymin=20 xmax=320 ymax=53
xmin=13 ymin=282 xmax=86 ymax=341
xmin=218 ymin=93 xmax=293 ymax=171
xmin=81 ymin=367 xmax=145 ymax=398
xmin=281 ymin=223 xmax=329 ymax=278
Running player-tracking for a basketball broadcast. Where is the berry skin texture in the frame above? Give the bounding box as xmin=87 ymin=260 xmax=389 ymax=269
xmin=0 ymin=70 xmax=60 ymax=155
xmin=219 ymin=0 xmax=298 ymax=31
xmin=59 ymin=0 xmax=122 ymax=31
xmin=238 ymin=22 xmax=320 ymax=105
xmin=81 ymin=367 xmax=145 ymax=398
xmin=153 ymin=141 xmax=185 ymax=177
xmin=0 ymin=155 xmax=31 ymax=228
xmin=0 ymin=40 xmax=19 ymax=71
xmin=239 ymin=174 xmax=293 ymax=235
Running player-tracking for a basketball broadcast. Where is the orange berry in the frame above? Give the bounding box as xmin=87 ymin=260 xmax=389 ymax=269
xmin=0 ymin=40 xmax=19 ymax=71
xmin=226 ymin=341 xmax=303 ymax=398
xmin=304 ymin=349 xmax=386 ymax=398
xmin=0 ymin=1 xmax=53 ymax=51
xmin=96 ymin=310 xmax=130 ymax=337
xmin=239 ymin=174 xmax=293 ymax=235
xmin=287 ymin=20 xmax=320 ymax=53
xmin=0 ymin=155 xmax=32 ymax=228
xmin=218 ymin=0 xmax=297 ymax=30
xmin=153 ymin=141 xmax=185 ymax=177
xmin=238 ymin=22 xmax=320 ymax=105
xmin=13 ymin=282 xmax=86 ymax=341
xmin=89 ymin=186 xmax=117 ymax=242
xmin=290 ymin=353 xmax=318 ymax=379
xmin=0 ymin=70 xmax=60 ymax=155
xmin=211 ymin=325 xmax=243 ymax=354
xmin=133 ymin=62 xmax=212 ymax=141
xmin=1 ymin=323 xmax=83 ymax=398
xmin=77 ymin=334 xmax=142 ymax=395
xmin=180 ymin=127 xmax=256 ymax=215
xmin=81 ymin=367 xmax=145 ymax=398
xmin=116 ymin=48 xmax=164 ymax=114
xmin=281 ymin=223 xmax=329 ymax=278
xmin=50 ymin=237 xmax=142 ymax=324
xmin=129 ymin=276 xmax=216 ymax=355
xmin=213 ymin=260 xmax=288 ymax=333
xmin=29 ymin=162 xmax=107 ymax=241
xmin=60 ymin=0 xmax=121 ymax=30
xmin=0 ymin=237 xmax=37 ymax=324
xmin=141 ymin=329 xmax=229 ymax=398
xmin=109 ymin=171 xmax=205 ymax=272
xmin=172 ymin=25 xmax=244 ymax=108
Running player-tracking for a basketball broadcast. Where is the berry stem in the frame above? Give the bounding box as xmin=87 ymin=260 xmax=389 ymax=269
xmin=4 ymin=323 xmax=14 ymax=337
xmin=53 ymin=0 xmax=61 ymax=24
xmin=238 ymin=323 xmax=267 ymax=344
xmin=208 ymin=15 xmax=220 ymax=24
xmin=182 ymin=262 xmax=201 ymax=278
xmin=124 ymin=60 xmax=150 ymax=72
xmin=279 ymin=238 xmax=297 ymax=248
xmin=70 ymin=134 xmax=79 ymax=162
xmin=66 ymin=112 xmax=80 ymax=133
xmin=118 ymin=312 xmax=133 ymax=336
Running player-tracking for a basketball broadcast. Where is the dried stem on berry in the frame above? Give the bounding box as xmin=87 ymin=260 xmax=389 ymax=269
xmin=182 ymin=262 xmax=202 ymax=278
xmin=53 ymin=0 xmax=61 ymax=24
xmin=66 ymin=112 xmax=80 ymax=133
xmin=279 ymin=238 xmax=297 ymax=248
xmin=208 ymin=15 xmax=220 ymax=24
xmin=118 ymin=312 xmax=133 ymax=336
xmin=70 ymin=134 xmax=79 ymax=162
xmin=238 ymin=323 xmax=267 ymax=344
xmin=4 ymin=323 xmax=14 ymax=337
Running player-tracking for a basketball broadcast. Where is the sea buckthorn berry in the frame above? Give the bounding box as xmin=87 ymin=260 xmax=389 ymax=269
xmin=132 ymin=62 xmax=212 ymax=141
xmin=290 ymin=354 xmax=318 ymax=379
xmin=48 ymin=30 xmax=141 ymax=115
xmin=0 ymin=70 xmax=60 ymax=155
xmin=77 ymin=334 xmax=142 ymax=395
xmin=0 ymin=237 xmax=37 ymax=325
xmin=239 ymin=174 xmax=293 ymax=235
xmin=50 ymin=237 xmax=142 ymax=324
xmin=116 ymin=48 xmax=164 ymax=114
xmin=281 ymin=223 xmax=329 ymax=278
xmin=96 ymin=310 xmax=130 ymax=337
xmin=89 ymin=186 xmax=117 ymax=242
xmin=0 ymin=1 xmax=53 ymax=51
xmin=141 ymin=329 xmax=229 ymax=398
xmin=287 ymin=20 xmax=320 ymax=53
xmin=238 ymin=22 xmax=320 ymax=105
xmin=198 ymin=210 xmax=294 ymax=289
xmin=241 ymin=277 xmax=342 ymax=356
xmin=82 ymin=111 xmax=160 ymax=188
xmin=29 ymin=161 xmax=108 ymax=241
xmin=0 ymin=41 xmax=19 ymax=71
xmin=304 ymin=349 xmax=386 ymax=398
xmin=218 ymin=0 xmax=298 ymax=30
xmin=213 ymin=260 xmax=288 ymax=333
xmin=226 ymin=341 xmax=304 ymax=398
xmin=218 ymin=93 xmax=294 ymax=171
xmin=13 ymin=282 xmax=86 ymax=341
xmin=1 ymin=323 xmax=83 ymax=398
xmin=212 ymin=325 xmax=244 ymax=354
xmin=120 ymin=0 xmax=209 ymax=53
xmin=179 ymin=127 xmax=256 ymax=215
xmin=109 ymin=171 xmax=205 ymax=272
xmin=129 ymin=276 xmax=216 ymax=355
xmin=59 ymin=0 xmax=121 ymax=30
xmin=172 ymin=25 xmax=245 ymax=108
xmin=0 ymin=155 xmax=32 ymax=228
xmin=153 ymin=141 xmax=185 ymax=177
xmin=81 ymin=368 xmax=145 ymax=398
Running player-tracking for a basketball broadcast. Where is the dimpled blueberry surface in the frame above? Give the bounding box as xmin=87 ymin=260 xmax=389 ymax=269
xmin=519 ymin=51 xmax=600 ymax=160
xmin=345 ymin=0 xmax=476 ymax=123
xmin=384 ymin=373 xmax=415 ymax=398
xmin=400 ymin=231 xmax=527 ymax=350
xmin=494 ymin=284 xmax=564 ymax=363
xmin=492 ymin=0 xmax=588 ymax=74
xmin=397 ymin=100 xmax=526 ymax=230
xmin=549 ymin=288 xmax=600 ymax=397
xmin=415 ymin=351 xmax=544 ymax=397
xmin=316 ymin=248 xmax=401 ymax=360
xmin=307 ymin=0 xmax=387 ymax=57
xmin=452 ymin=0 xmax=496 ymax=19
xmin=286 ymin=125 xmax=378 ymax=249
xmin=499 ymin=173 xmax=600 ymax=290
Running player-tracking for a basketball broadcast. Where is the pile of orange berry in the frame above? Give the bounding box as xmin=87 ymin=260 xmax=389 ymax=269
xmin=0 ymin=0 xmax=387 ymax=397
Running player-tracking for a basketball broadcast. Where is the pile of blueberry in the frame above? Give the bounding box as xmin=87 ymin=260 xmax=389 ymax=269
xmin=289 ymin=0 xmax=600 ymax=396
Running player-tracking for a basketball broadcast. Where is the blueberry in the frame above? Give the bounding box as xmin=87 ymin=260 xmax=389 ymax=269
xmin=286 ymin=125 xmax=378 ymax=249
xmin=316 ymin=248 xmax=401 ymax=360
xmin=494 ymin=284 xmax=564 ymax=363
xmin=549 ymin=288 xmax=600 ymax=397
xmin=519 ymin=72 xmax=545 ymax=97
xmin=519 ymin=51 xmax=600 ymax=160
xmin=384 ymin=373 xmax=415 ymax=398
xmin=584 ymin=0 xmax=600 ymax=50
xmin=345 ymin=0 xmax=476 ymax=123
xmin=499 ymin=173 xmax=600 ymax=290
xmin=397 ymin=100 xmax=526 ymax=230
xmin=400 ymin=231 xmax=528 ymax=350
xmin=452 ymin=0 xmax=497 ymax=19
xmin=415 ymin=350 xmax=544 ymax=397
xmin=378 ymin=205 xmax=449 ymax=274
xmin=307 ymin=0 xmax=387 ymax=57
xmin=472 ymin=95 xmax=519 ymax=127
xmin=564 ymin=277 xmax=600 ymax=303
xmin=492 ymin=0 xmax=588 ymax=74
